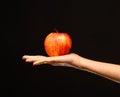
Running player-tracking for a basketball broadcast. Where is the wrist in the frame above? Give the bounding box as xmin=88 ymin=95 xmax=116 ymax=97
xmin=71 ymin=53 xmax=88 ymax=69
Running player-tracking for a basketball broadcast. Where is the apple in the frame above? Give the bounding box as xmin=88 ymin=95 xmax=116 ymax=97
xmin=44 ymin=31 xmax=72 ymax=56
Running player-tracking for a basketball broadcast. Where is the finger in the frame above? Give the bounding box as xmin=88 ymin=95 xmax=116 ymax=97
xmin=22 ymin=55 xmax=46 ymax=60
xmin=33 ymin=60 xmax=49 ymax=65
xmin=22 ymin=56 xmax=38 ymax=61
xmin=33 ymin=61 xmax=42 ymax=65
xmin=25 ymin=57 xmax=39 ymax=61
xmin=25 ymin=59 xmax=36 ymax=62
xmin=22 ymin=55 xmax=31 ymax=59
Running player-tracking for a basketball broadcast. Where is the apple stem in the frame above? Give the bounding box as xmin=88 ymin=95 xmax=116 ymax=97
xmin=54 ymin=28 xmax=59 ymax=33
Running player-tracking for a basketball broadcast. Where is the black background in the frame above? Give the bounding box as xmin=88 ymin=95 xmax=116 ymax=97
xmin=1 ymin=0 xmax=120 ymax=97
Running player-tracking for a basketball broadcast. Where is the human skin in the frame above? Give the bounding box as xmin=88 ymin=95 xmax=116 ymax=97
xmin=22 ymin=53 xmax=120 ymax=83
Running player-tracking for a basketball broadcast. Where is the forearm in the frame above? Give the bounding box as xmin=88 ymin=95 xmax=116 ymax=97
xmin=73 ymin=56 xmax=120 ymax=83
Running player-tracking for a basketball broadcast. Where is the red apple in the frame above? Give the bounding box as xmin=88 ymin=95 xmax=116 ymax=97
xmin=44 ymin=31 xmax=72 ymax=56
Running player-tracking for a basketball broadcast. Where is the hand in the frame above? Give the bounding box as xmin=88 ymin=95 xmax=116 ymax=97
xmin=22 ymin=53 xmax=81 ymax=69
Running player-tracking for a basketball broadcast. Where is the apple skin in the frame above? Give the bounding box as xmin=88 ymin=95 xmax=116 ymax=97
xmin=44 ymin=32 xmax=72 ymax=56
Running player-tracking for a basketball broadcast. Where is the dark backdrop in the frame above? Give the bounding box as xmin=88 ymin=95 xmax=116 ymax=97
xmin=1 ymin=0 xmax=120 ymax=97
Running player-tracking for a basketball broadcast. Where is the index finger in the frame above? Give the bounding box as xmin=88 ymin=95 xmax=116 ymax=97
xmin=22 ymin=55 xmax=30 ymax=59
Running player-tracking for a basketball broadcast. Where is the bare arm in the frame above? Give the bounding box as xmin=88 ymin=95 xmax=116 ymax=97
xmin=22 ymin=53 xmax=120 ymax=83
xmin=75 ymin=56 xmax=120 ymax=83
